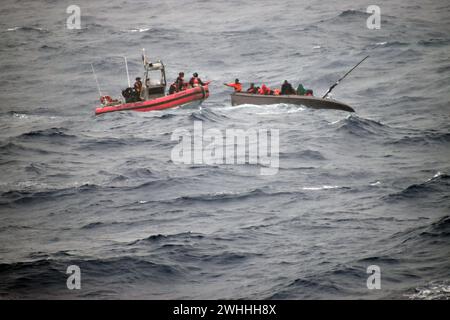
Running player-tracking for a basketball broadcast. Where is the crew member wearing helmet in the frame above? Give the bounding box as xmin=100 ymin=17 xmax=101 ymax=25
xmin=189 ymin=72 xmax=205 ymax=88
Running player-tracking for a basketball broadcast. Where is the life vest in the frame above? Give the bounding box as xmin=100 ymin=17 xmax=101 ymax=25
xmin=100 ymin=95 xmax=113 ymax=105
xmin=261 ymin=85 xmax=271 ymax=95
xmin=134 ymin=81 xmax=142 ymax=93
xmin=176 ymin=77 xmax=184 ymax=90
xmin=274 ymin=89 xmax=281 ymax=95
xmin=259 ymin=85 xmax=267 ymax=95
xmin=192 ymin=77 xmax=200 ymax=87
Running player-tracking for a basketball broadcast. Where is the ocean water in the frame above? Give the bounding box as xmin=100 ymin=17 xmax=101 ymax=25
xmin=0 ymin=0 xmax=449 ymax=299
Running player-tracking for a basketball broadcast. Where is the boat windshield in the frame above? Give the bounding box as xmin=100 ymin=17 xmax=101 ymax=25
xmin=147 ymin=70 xmax=164 ymax=86
xmin=145 ymin=61 xmax=166 ymax=87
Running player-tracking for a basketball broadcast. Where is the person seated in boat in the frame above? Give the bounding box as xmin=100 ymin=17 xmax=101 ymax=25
xmin=273 ymin=88 xmax=281 ymax=95
xmin=133 ymin=77 xmax=143 ymax=101
xmin=281 ymin=80 xmax=296 ymax=95
xmin=246 ymin=83 xmax=258 ymax=94
xmin=258 ymin=84 xmax=265 ymax=94
xmin=224 ymin=79 xmax=242 ymax=92
xmin=258 ymin=84 xmax=271 ymax=95
xmin=175 ymin=72 xmax=185 ymax=91
xmin=305 ymin=89 xmax=314 ymax=96
xmin=296 ymin=83 xmax=307 ymax=96
xmin=168 ymin=82 xmax=178 ymax=95
xmin=189 ymin=73 xmax=205 ymax=88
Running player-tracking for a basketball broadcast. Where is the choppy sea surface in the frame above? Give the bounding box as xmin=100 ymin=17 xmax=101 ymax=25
xmin=0 ymin=0 xmax=449 ymax=299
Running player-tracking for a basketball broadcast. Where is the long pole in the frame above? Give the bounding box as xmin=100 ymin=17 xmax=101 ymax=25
xmin=90 ymin=63 xmax=102 ymax=97
xmin=124 ymin=56 xmax=131 ymax=88
xmin=322 ymin=55 xmax=369 ymax=99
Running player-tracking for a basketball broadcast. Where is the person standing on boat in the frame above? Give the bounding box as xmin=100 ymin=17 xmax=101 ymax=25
xmin=133 ymin=77 xmax=143 ymax=101
xmin=175 ymin=72 xmax=185 ymax=91
xmin=281 ymin=80 xmax=296 ymax=95
xmin=224 ymin=79 xmax=242 ymax=92
xmin=189 ymin=73 xmax=205 ymax=88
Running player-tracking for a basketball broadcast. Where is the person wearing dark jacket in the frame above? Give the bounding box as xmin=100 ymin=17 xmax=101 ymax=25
xmin=281 ymin=80 xmax=295 ymax=95
xmin=246 ymin=83 xmax=257 ymax=94
xmin=175 ymin=72 xmax=185 ymax=91
xmin=169 ymin=83 xmax=178 ymax=95
xmin=133 ymin=77 xmax=143 ymax=101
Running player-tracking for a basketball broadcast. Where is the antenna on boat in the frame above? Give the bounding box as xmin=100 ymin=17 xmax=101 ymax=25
xmin=90 ymin=63 xmax=102 ymax=97
xmin=142 ymin=48 xmax=148 ymax=67
xmin=322 ymin=55 xmax=370 ymax=99
xmin=123 ymin=56 xmax=131 ymax=88
xmin=142 ymin=48 xmax=149 ymax=77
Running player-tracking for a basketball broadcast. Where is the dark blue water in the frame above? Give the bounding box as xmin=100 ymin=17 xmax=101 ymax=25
xmin=0 ymin=0 xmax=449 ymax=299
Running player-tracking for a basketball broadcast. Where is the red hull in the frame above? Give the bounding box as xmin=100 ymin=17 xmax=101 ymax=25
xmin=95 ymin=85 xmax=209 ymax=115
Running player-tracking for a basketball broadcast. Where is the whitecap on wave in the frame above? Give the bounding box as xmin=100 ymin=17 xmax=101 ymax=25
xmin=125 ymin=27 xmax=150 ymax=33
xmin=406 ymin=281 xmax=450 ymax=300
xmin=302 ymin=185 xmax=341 ymax=190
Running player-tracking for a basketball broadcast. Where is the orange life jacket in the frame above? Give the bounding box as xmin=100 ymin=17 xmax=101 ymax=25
xmin=260 ymin=84 xmax=271 ymax=95
xmin=228 ymin=83 xmax=242 ymax=92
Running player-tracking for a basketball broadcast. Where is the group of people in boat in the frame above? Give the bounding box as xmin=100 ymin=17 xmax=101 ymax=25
xmin=121 ymin=73 xmax=312 ymax=105
xmin=122 ymin=72 xmax=206 ymax=103
xmin=121 ymin=76 xmax=147 ymax=103
xmin=224 ymin=79 xmax=314 ymax=96
xmin=168 ymin=72 xmax=205 ymax=94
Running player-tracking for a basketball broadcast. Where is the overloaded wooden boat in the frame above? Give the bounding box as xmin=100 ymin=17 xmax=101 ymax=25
xmin=230 ymin=92 xmax=355 ymax=112
xmin=228 ymin=56 xmax=372 ymax=113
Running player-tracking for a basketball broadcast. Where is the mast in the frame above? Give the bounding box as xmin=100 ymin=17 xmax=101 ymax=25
xmin=90 ymin=63 xmax=102 ymax=97
xmin=123 ymin=56 xmax=131 ymax=88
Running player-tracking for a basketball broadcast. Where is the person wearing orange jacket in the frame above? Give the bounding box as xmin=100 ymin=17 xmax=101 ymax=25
xmin=224 ymin=79 xmax=242 ymax=92
xmin=258 ymin=84 xmax=272 ymax=95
